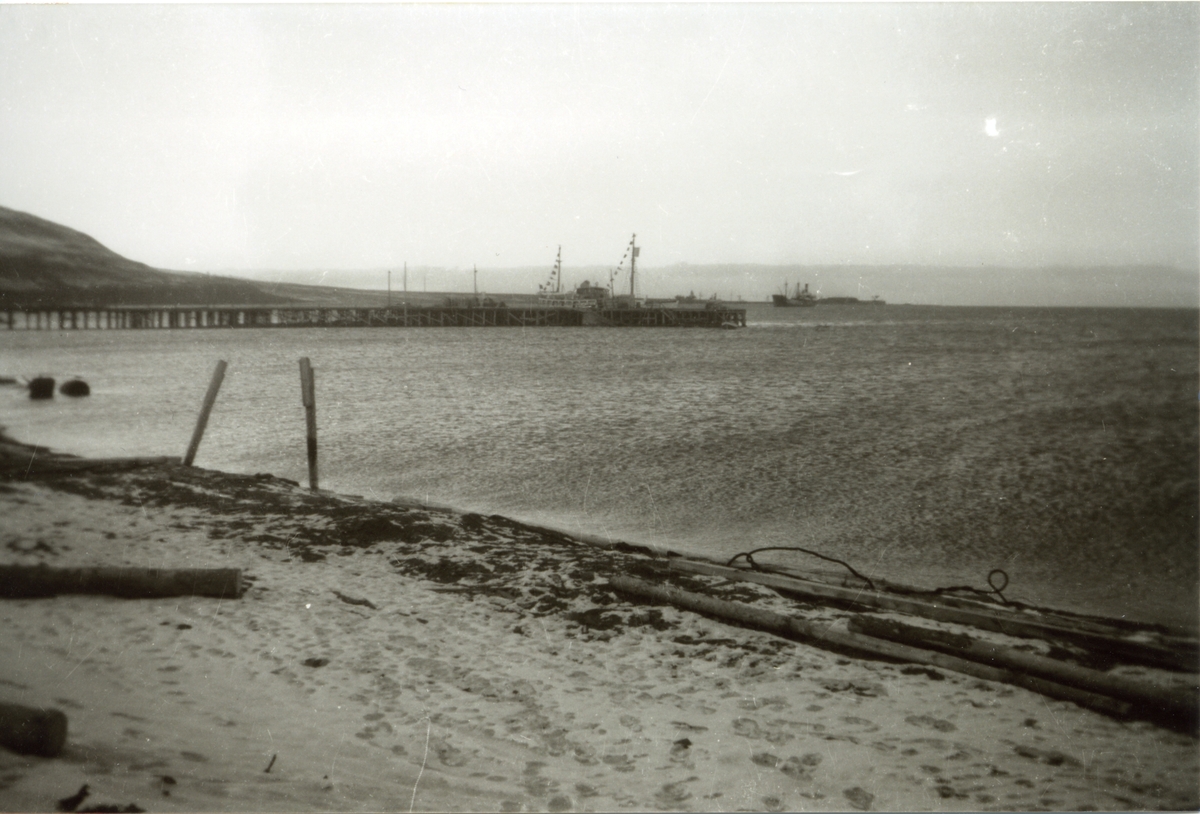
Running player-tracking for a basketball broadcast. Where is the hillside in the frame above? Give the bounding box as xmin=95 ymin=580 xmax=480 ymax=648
xmin=0 ymin=207 xmax=306 ymax=309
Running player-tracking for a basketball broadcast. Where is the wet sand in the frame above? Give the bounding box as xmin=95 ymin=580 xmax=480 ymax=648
xmin=0 ymin=435 xmax=1196 ymax=812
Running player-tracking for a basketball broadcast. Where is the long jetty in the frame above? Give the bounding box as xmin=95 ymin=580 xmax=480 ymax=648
xmin=2 ymin=304 xmax=746 ymax=331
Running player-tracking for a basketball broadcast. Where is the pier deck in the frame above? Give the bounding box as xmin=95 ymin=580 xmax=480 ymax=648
xmin=3 ymin=304 xmax=746 ymax=331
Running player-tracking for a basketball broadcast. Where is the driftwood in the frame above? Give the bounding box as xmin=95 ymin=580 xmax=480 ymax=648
xmin=0 ymin=565 xmax=243 ymax=599
xmin=668 ymin=558 xmax=1195 ymax=672
xmin=849 ymin=615 xmax=1198 ymax=729
xmin=609 ymin=575 xmax=1133 ymax=719
xmin=0 ymin=702 xmax=67 ymax=757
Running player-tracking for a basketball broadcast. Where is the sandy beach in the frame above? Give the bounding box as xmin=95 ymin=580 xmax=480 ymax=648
xmin=0 ymin=434 xmax=1196 ymax=812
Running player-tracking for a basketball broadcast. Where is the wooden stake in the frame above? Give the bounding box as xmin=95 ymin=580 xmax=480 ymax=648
xmin=183 ymin=360 xmax=227 ymax=466
xmin=299 ymin=357 xmax=318 ymax=491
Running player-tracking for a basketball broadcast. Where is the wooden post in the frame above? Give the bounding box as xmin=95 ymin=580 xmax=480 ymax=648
xmin=299 ymin=357 xmax=318 ymax=491
xmin=183 ymin=360 xmax=227 ymax=466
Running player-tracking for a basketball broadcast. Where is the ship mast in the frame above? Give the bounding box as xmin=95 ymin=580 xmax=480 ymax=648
xmin=629 ymin=234 xmax=637 ymax=298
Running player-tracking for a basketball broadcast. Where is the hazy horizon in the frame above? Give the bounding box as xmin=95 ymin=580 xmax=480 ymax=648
xmin=224 ymin=260 xmax=1198 ymax=309
xmin=2 ymin=3 xmax=1197 ymax=304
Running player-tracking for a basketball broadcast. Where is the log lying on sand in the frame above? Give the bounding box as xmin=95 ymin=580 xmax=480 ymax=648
xmin=668 ymin=558 xmax=1196 ymax=672
xmin=0 ymin=702 xmax=68 ymax=757
xmin=0 ymin=456 xmax=181 ymax=478
xmin=0 ymin=565 xmax=243 ymax=599
xmin=848 ymin=615 xmax=1199 ymax=730
xmin=609 ymin=575 xmax=1133 ymax=719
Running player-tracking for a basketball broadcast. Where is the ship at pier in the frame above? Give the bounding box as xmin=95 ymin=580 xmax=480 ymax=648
xmin=537 ymin=236 xmax=646 ymax=309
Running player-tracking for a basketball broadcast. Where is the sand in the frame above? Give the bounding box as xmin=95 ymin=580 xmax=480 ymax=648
xmin=0 ymin=436 xmax=1196 ymax=812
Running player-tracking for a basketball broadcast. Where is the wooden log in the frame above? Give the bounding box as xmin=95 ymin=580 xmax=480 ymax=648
xmin=0 ymin=702 xmax=67 ymax=757
xmin=183 ymin=360 xmax=227 ymax=466
xmin=299 ymin=357 xmax=318 ymax=491
xmin=609 ymin=575 xmax=1133 ymax=719
xmin=669 ymin=558 xmax=1194 ymax=672
xmin=848 ymin=615 xmax=1198 ymax=726
xmin=0 ymin=565 xmax=243 ymax=599
xmin=1 ymin=456 xmax=180 ymax=477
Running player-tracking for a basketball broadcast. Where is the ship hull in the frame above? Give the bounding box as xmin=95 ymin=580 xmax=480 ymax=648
xmin=771 ymin=294 xmax=816 ymax=307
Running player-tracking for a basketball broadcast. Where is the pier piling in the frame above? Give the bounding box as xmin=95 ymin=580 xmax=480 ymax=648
xmin=4 ymin=304 xmax=746 ymax=330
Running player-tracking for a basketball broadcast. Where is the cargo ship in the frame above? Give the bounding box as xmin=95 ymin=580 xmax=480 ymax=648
xmin=771 ymin=283 xmax=818 ymax=307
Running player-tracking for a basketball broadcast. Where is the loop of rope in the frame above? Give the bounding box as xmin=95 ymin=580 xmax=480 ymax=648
xmin=726 ymin=546 xmax=876 ymax=591
xmin=723 ymin=546 xmax=1013 ymax=606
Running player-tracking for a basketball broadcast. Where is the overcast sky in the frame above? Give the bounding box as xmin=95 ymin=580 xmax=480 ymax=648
xmin=1 ymin=3 xmax=1196 ymax=282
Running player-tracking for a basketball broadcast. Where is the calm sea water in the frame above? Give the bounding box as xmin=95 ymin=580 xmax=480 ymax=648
xmin=2 ymin=304 xmax=1197 ymax=628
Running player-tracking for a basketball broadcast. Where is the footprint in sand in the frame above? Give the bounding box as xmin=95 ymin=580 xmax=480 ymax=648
xmin=434 ymin=741 xmax=467 ymax=767
xmin=1013 ymin=745 xmax=1081 ymax=767
xmin=654 ymin=778 xmax=696 ymax=807
xmin=780 ymin=753 xmax=823 ymax=781
xmin=731 ymin=717 xmax=762 ymax=739
xmin=843 ymin=786 xmax=875 ymax=810
xmin=905 ymin=715 xmax=956 ymax=732
xmin=546 ymin=794 xmax=573 ymax=812
xmin=601 ymin=754 xmax=636 ymax=773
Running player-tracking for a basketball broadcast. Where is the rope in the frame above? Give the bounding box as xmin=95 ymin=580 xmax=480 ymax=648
xmin=726 ymin=546 xmax=877 ymax=591
xmin=723 ymin=546 xmax=1013 ymax=607
xmin=899 ymin=568 xmax=1011 ymax=605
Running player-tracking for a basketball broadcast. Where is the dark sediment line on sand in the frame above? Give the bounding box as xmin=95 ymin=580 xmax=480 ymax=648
xmin=0 ymin=429 xmax=791 ymax=647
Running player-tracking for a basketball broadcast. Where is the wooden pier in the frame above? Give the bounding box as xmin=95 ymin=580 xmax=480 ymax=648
xmin=2 ymin=304 xmax=746 ymax=331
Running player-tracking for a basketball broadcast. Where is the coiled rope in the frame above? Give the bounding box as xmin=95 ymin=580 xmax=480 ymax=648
xmin=724 ymin=546 xmax=1012 ymax=606
xmin=726 ymin=546 xmax=877 ymax=591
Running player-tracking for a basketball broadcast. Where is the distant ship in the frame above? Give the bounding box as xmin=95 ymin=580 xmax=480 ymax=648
xmin=771 ymin=283 xmax=818 ymax=307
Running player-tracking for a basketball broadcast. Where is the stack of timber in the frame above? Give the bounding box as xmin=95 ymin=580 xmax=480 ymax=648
xmin=608 ymin=557 xmax=1199 ymax=733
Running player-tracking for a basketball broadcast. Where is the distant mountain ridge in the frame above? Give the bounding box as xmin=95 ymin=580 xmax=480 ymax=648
xmin=0 ymin=206 xmax=294 ymax=308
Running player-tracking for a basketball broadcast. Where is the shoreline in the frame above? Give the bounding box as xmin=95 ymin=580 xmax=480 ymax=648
xmin=0 ymin=432 xmax=1197 ymax=811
